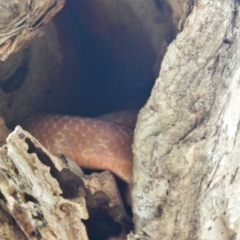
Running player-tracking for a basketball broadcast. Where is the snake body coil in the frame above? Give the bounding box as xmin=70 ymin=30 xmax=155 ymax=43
xmin=24 ymin=114 xmax=133 ymax=183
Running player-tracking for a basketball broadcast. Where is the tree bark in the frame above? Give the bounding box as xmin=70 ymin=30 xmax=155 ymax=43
xmin=2 ymin=0 xmax=240 ymax=239
xmin=0 ymin=0 xmax=65 ymax=61
xmin=132 ymin=0 xmax=240 ymax=239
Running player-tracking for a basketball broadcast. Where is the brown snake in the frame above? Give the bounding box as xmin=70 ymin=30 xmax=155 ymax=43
xmin=23 ymin=111 xmax=137 ymax=183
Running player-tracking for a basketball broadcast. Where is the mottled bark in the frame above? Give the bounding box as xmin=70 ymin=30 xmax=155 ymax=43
xmin=132 ymin=0 xmax=240 ymax=239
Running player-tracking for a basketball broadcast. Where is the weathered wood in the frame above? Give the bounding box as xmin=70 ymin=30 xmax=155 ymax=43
xmin=0 ymin=0 xmax=65 ymax=61
xmin=2 ymin=0 xmax=239 ymax=239
xmin=0 ymin=126 xmax=88 ymax=239
xmin=0 ymin=126 xmax=130 ymax=239
xmin=131 ymin=0 xmax=240 ymax=239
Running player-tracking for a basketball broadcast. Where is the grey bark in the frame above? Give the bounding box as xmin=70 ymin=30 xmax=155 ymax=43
xmin=132 ymin=0 xmax=240 ymax=239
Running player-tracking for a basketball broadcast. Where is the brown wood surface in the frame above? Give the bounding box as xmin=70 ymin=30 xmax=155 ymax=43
xmin=0 ymin=0 xmax=65 ymax=61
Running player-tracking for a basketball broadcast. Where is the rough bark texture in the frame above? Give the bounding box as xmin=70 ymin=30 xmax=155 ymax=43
xmin=2 ymin=0 xmax=239 ymax=239
xmin=0 ymin=126 xmax=89 ymax=239
xmin=132 ymin=0 xmax=240 ymax=239
xmin=0 ymin=0 xmax=65 ymax=61
xmin=0 ymin=126 xmax=130 ymax=239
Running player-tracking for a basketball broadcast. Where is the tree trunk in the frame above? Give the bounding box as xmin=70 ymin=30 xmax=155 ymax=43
xmin=1 ymin=0 xmax=240 ymax=239
xmin=132 ymin=0 xmax=240 ymax=239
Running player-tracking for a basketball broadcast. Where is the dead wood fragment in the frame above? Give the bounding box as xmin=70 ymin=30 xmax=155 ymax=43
xmin=0 ymin=126 xmax=88 ymax=239
xmin=0 ymin=126 xmax=131 ymax=239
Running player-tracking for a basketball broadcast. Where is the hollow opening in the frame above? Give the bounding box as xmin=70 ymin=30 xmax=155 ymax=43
xmin=0 ymin=1 xmax=178 ymax=239
xmin=0 ymin=0 xmax=176 ymax=127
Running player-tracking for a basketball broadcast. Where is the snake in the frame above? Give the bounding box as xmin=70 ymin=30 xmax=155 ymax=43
xmin=23 ymin=111 xmax=137 ymax=183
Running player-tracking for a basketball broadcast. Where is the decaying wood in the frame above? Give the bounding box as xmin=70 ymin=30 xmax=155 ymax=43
xmin=0 ymin=117 xmax=10 ymax=146
xmin=0 ymin=0 xmax=65 ymax=61
xmin=0 ymin=206 xmax=27 ymax=240
xmin=3 ymin=0 xmax=240 ymax=239
xmin=0 ymin=126 xmax=88 ymax=239
xmin=131 ymin=0 xmax=240 ymax=239
xmin=0 ymin=126 xmax=130 ymax=239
